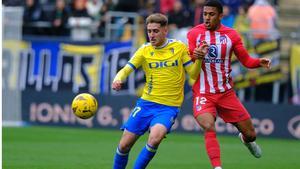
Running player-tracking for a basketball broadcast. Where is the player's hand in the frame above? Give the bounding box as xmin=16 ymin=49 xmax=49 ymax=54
xmin=193 ymin=40 xmax=209 ymax=59
xmin=259 ymin=58 xmax=271 ymax=69
xmin=112 ymin=80 xmax=123 ymax=91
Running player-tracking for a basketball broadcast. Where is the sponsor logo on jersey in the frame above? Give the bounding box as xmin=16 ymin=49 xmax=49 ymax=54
xmin=149 ymin=60 xmax=178 ymax=69
xmin=204 ymin=58 xmax=225 ymax=63
xmin=150 ymin=51 xmax=154 ymax=56
xmin=208 ymin=45 xmax=218 ymax=58
xmin=204 ymin=44 xmax=225 ymax=63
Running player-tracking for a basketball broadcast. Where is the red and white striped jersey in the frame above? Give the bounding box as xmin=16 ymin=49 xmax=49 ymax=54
xmin=187 ymin=24 xmax=261 ymax=94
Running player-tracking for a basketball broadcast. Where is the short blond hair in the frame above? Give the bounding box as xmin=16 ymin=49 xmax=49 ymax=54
xmin=145 ymin=13 xmax=168 ymax=27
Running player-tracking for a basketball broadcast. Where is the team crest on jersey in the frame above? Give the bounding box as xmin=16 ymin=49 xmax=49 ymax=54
xmin=169 ymin=48 xmax=174 ymax=54
xmin=220 ymin=35 xmax=227 ymax=44
xmin=150 ymin=51 xmax=154 ymax=56
xmin=208 ymin=45 xmax=218 ymax=58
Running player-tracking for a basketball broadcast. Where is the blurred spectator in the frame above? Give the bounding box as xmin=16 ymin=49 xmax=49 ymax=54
xmin=221 ymin=5 xmax=235 ymax=28
xmin=68 ymin=0 xmax=93 ymax=40
xmin=97 ymin=0 xmax=115 ymax=37
xmin=139 ymin=0 xmax=158 ymax=20
xmin=168 ymin=0 xmax=192 ymax=29
xmin=51 ymin=0 xmax=70 ymax=36
xmin=168 ymin=0 xmax=192 ymax=43
xmin=160 ymin=0 xmax=175 ymax=14
xmin=23 ymin=0 xmax=42 ymax=22
xmin=234 ymin=5 xmax=251 ymax=48
xmin=247 ymin=0 xmax=279 ymax=44
xmin=192 ymin=0 xmax=205 ymax=26
xmin=114 ymin=0 xmax=140 ymax=12
xmin=3 ymin=0 xmax=24 ymax=6
xmin=180 ymin=0 xmax=191 ymax=9
xmin=23 ymin=0 xmax=42 ymax=35
xmin=243 ymin=0 xmax=255 ymax=6
xmin=221 ymin=0 xmax=241 ymax=15
xmin=70 ymin=0 xmax=90 ymax=17
xmin=87 ymin=0 xmax=103 ymax=20
xmin=104 ymin=0 xmax=116 ymax=11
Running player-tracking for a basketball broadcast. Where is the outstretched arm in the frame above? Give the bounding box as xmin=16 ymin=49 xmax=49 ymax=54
xmin=234 ymin=45 xmax=260 ymax=68
xmin=112 ymin=47 xmax=144 ymax=91
xmin=234 ymin=45 xmax=271 ymax=69
xmin=233 ymin=31 xmax=271 ymax=69
xmin=259 ymin=58 xmax=271 ymax=69
xmin=112 ymin=65 xmax=134 ymax=91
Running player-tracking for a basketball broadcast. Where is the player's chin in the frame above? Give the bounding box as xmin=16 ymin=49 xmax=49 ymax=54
xmin=205 ymin=25 xmax=212 ymax=30
xmin=150 ymin=42 xmax=157 ymax=46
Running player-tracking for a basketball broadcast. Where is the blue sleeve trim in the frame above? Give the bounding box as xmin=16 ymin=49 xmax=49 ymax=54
xmin=127 ymin=62 xmax=137 ymax=70
xmin=183 ymin=60 xmax=193 ymax=67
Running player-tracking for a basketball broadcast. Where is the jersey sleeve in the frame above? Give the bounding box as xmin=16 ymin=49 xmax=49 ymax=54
xmin=128 ymin=46 xmax=145 ymax=70
xmin=181 ymin=44 xmax=202 ymax=80
xmin=113 ymin=65 xmax=134 ymax=82
xmin=181 ymin=44 xmax=193 ymax=66
xmin=231 ymin=30 xmax=260 ymax=68
xmin=113 ymin=46 xmax=145 ymax=82
xmin=187 ymin=29 xmax=197 ymax=59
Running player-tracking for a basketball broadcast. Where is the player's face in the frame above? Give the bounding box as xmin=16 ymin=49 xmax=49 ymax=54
xmin=203 ymin=6 xmax=223 ymax=30
xmin=147 ymin=23 xmax=168 ymax=47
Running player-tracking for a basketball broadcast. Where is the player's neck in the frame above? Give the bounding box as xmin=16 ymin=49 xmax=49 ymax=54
xmin=154 ymin=38 xmax=168 ymax=49
xmin=209 ymin=23 xmax=221 ymax=31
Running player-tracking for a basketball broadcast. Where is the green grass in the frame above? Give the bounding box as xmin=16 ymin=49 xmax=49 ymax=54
xmin=3 ymin=126 xmax=300 ymax=169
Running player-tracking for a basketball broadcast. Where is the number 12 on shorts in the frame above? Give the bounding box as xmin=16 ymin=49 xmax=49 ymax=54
xmin=195 ymin=96 xmax=207 ymax=106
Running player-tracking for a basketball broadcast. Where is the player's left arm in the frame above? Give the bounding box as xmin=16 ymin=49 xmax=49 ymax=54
xmin=233 ymin=31 xmax=271 ymax=69
xmin=185 ymin=59 xmax=202 ymax=80
xmin=182 ymin=45 xmax=202 ymax=80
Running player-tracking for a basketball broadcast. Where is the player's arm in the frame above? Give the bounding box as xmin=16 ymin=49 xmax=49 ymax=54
xmin=112 ymin=65 xmax=134 ymax=91
xmin=187 ymin=29 xmax=198 ymax=60
xmin=184 ymin=59 xmax=202 ymax=80
xmin=187 ymin=30 xmax=196 ymax=59
xmin=233 ymin=32 xmax=271 ymax=69
xmin=112 ymin=48 xmax=144 ymax=91
xmin=182 ymin=45 xmax=202 ymax=80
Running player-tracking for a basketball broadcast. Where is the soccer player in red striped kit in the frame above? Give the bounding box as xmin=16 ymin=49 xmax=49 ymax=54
xmin=187 ymin=0 xmax=271 ymax=169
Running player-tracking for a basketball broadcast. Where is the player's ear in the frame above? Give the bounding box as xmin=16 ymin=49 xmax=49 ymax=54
xmin=219 ymin=13 xmax=224 ymax=20
xmin=163 ymin=26 xmax=168 ymax=35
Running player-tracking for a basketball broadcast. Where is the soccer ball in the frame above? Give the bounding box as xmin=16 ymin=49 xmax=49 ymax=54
xmin=71 ymin=93 xmax=98 ymax=119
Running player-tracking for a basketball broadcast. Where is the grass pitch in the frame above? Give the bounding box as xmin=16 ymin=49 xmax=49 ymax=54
xmin=3 ymin=126 xmax=300 ymax=169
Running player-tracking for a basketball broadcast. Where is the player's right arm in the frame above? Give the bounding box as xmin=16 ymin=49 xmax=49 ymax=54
xmin=112 ymin=47 xmax=144 ymax=91
xmin=187 ymin=29 xmax=197 ymax=59
xmin=112 ymin=65 xmax=134 ymax=91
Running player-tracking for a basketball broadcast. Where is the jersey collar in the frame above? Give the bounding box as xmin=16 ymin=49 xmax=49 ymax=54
xmin=154 ymin=38 xmax=169 ymax=49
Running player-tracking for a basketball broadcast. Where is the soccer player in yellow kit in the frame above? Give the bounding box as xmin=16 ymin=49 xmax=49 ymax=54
xmin=112 ymin=13 xmax=202 ymax=169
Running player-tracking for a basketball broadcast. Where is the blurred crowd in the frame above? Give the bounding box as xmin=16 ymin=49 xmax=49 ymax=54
xmin=3 ymin=0 xmax=280 ymax=44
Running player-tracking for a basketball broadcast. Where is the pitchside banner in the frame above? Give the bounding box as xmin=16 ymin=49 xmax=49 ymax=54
xmin=22 ymin=89 xmax=300 ymax=139
xmin=290 ymin=44 xmax=300 ymax=105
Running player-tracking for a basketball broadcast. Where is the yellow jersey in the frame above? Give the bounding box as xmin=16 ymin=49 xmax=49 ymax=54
xmin=128 ymin=39 xmax=193 ymax=107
